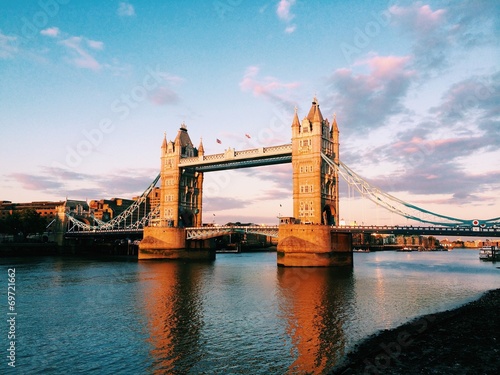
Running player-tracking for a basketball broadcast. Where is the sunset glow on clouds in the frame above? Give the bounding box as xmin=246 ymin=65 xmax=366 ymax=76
xmin=0 ymin=0 xmax=498 ymax=225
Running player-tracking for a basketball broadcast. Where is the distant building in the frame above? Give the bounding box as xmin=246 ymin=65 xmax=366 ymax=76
xmin=0 ymin=200 xmax=88 ymax=222
xmin=89 ymin=198 xmax=135 ymax=221
xmin=395 ymin=234 xmax=423 ymax=246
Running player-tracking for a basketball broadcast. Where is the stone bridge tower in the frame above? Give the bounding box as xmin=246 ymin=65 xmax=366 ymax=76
xmin=291 ymin=97 xmax=339 ymax=225
xmin=278 ymin=98 xmax=350 ymax=267
xmin=159 ymin=124 xmax=204 ymax=228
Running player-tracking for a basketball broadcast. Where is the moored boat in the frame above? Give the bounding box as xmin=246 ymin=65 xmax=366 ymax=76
xmin=479 ymin=246 xmax=500 ymax=261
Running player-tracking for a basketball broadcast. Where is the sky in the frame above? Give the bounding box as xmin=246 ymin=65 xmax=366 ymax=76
xmin=0 ymin=0 xmax=499 ymax=226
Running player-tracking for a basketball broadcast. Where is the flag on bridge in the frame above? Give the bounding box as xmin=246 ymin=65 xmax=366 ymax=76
xmin=216 ymin=138 xmax=222 ymax=144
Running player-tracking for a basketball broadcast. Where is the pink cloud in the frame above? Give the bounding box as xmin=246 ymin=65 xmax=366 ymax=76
xmin=40 ymin=27 xmax=60 ymax=38
xmin=393 ymin=136 xmax=458 ymax=154
xmin=389 ymin=3 xmax=446 ymax=35
xmin=276 ymin=0 xmax=296 ymax=21
xmin=148 ymin=86 xmax=179 ymax=106
xmin=365 ymin=55 xmax=413 ymax=78
xmin=239 ymin=66 xmax=299 ymax=97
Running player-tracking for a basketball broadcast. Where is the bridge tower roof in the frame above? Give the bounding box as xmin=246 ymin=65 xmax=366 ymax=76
xmin=175 ymin=122 xmax=193 ymax=147
xmin=306 ymin=96 xmax=324 ymax=123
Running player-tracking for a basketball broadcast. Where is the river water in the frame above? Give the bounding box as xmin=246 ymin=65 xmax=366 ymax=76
xmin=2 ymin=249 xmax=499 ymax=374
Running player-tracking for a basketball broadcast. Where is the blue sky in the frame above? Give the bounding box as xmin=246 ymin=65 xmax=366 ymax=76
xmin=0 ymin=0 xmax=499 ymax=225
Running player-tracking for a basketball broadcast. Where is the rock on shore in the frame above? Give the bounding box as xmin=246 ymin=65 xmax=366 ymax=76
xmin=330 ymin=289 xmax=500 ymax=374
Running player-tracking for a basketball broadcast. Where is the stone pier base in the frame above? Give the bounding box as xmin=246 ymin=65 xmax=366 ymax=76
xmin=277 ymin=224 xmax=352 ymax=267
xmin=139 ymin=227 xmax=215 ymax=261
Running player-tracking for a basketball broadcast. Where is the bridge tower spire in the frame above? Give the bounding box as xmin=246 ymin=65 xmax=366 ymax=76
xmin=291 ymin=97 xmax=339 ymax=225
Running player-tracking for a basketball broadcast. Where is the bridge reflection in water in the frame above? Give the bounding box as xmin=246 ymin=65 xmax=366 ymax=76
xmin=277 ymin=267 xmax=354 ymax=374
xmin=139 ymin=261 xmax=205 ymax=373
xmin=138 ymin=259 xmax=355 ymax=374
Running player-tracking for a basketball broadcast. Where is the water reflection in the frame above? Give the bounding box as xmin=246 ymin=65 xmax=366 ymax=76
xmin=277 ymin=267 xmax=354 ymax=374
xmin=139 ymin=262 xmax=205 ymax=374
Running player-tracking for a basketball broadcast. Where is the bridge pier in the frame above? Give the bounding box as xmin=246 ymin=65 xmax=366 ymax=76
xmin=277 ymin=224 xmax=352 ymax=267
xmin=139 ymin=227 xmax=215 ymax=261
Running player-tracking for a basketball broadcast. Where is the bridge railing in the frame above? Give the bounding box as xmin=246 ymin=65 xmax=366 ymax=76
xmin=185 ymin=225 xmax=279 ymax=240
xmin=180 ymin=144 xmax=292 ymax=167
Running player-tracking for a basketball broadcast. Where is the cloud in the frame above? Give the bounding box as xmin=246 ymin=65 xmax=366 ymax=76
xmin=117 ymin=2 xmax=135 ymax=17
xmin=276 ymin=0 xmax=295 ymax=22
xmin=335 ymin=1 xmax=500 ymax=206
xmin=59 ymin=36 xmax=103 ymax=71
xmin=389 ymin=3 xmax=452 ymax=73
xmin=148 ymin=87 xmax=179 ymax=106
xmin=0 ymin=32 xmax=18 ymax=59
xmin=239 ymin=66 xmax=300 ymax=109
xmin=38 ymin=28 xmax=129 ymax=74
xmin=276 ymin=0 xmax=297 ymax=33
xmin=340 ymin=70 xmax=500 ymax=204
xmin=327 ymin=54 xmax=415 ymax=132
xmin=40 ymin=27 xmax=60 ymax=38
xmin=389 ymin=4 xmax=446 ymax=35
xmin=7 ymin=167 xmax=158 ymax=201
xmin=388 ymin=1 xmax=499 ymax=73
xmin=430 ymin=73 xmax=499 ymax=124
xmin=146 ymin=71 xmax=183 ymax=106
xmin=86 ymin=39 xmax=104 ymax=50
xmin=203 ymin=197 xmax=249 ymax=212
xmin=8 ymin=173 xmax=64 ymax=191
xmin=240 ymin=164 xmax=292 ymax=192
xmin=365 ymin=160 xmax=500 ymax=205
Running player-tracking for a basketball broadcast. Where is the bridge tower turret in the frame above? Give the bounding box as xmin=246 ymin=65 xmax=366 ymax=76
xmin=159 ymin=124 xmax=203 ymax=228
xmin=291 ymin=97 xmax=339 ymax=225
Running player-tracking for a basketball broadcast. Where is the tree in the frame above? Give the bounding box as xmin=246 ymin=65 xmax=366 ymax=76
xmin=0 ymin=209 xmax=47 ymax=239
xmin=3 ymin=211 xmax=22 ymax=236
xmin=19 ymin=209 xmax=47 ymax=238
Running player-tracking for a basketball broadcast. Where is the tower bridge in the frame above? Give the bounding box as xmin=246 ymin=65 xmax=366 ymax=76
xmin=136 ymin=97 xmax=346 ymax=266
xmin=65 ymin=97 xmax=500 ymax=266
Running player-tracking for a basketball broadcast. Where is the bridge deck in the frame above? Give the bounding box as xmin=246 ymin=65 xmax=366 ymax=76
xmin=66 ymin=225 xmax=500 ymax=238
xmin=179 ymin=144 xmax=292 ymax=171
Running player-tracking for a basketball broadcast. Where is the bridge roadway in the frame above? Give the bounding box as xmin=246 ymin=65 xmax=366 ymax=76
xmin=65 ymin=225 xmax=500 ymax=239
xmin=179 ymin=144 xmax=292 ymax=171
xmin=331 ymin=225 xmax=500 ymax=237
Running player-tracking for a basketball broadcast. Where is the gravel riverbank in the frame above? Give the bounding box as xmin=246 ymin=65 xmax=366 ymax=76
xmin=330 ymin=288 xmax=500 ymax=374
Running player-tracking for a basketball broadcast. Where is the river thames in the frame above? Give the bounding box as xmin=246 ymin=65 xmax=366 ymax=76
xmin=2 ymin=249 xmax=499 ymax=374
